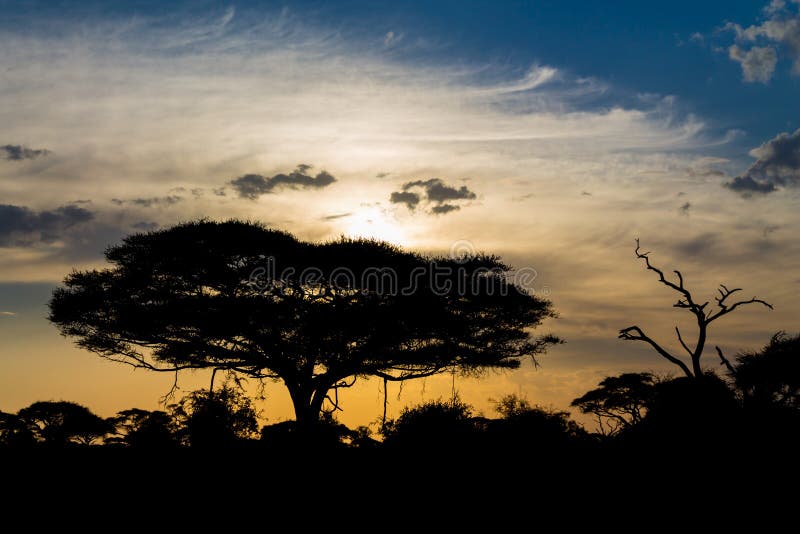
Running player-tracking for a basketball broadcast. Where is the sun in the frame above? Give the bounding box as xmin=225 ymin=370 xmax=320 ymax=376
xmin=343 ymin=207 xmax=406 ymax=244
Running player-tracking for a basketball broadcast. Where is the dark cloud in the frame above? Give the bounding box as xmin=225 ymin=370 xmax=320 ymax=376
xmin=391 ymin=178 xmax=476 ymax=215
xmin=726 ymin=128 xmax=800 ymax=195
xmin=389 ymin=191 xmax=420 ymax=209
xmin=679 ymin=202 xmax=691 ymax=216
xmin=111 ymin=196 xmax=184 ymax=207
xmin=402 ymin=178 xmax=476 ymax=203
xmin=763 ymin=224 xmax=781 ymax=237
xmin=321 ymin=212 xmax=352 ymax=221
xmin=581 ymin=191 xmax=592 ymax=196
xmin=230 ymin=164 xmax=336 ymax=199
xmin=0 ymin=204 xmax=94 ymax=246
xmin=375 ymin=172 xmax=391 ymax=178
xmin=430 ymin=203 xmax=460 ymax=215
xmin=0 ymin=144 xmax=50 ymax=161
xmin=511 ymin=193 xmax=536 ymax=202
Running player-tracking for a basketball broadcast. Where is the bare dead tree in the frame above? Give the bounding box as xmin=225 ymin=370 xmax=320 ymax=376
xmin=619 ymin=239 xmax=773 ymax=378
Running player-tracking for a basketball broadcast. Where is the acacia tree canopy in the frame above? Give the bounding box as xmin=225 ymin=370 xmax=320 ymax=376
xmin=49 ymin=220 xmax=558 ymax=423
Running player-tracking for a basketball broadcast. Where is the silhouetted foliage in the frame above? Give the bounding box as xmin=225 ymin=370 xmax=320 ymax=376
xmin=381 ymin=397 xmax=479 ymax=450
xmin=727 ymin=332 xmax=800 ymax=410
xmin=0 ymin=411 xmax=35 ymax=448
xmin=571 ymin=373 xmax=658 ymax=435
xmin=619 ymin=239 xmax=772 ymax=378
xmin=260 ymin=412 xmax=360 ymax=451
xmin=170 ymin=385 xmax=258 ymax=448
xmin=108 ymin=409 xmax=178 ymax=449
xmin=17 ymin=401 xmax=111 ymax=446
xmin=631 ymin=373 xmax=740 ymax=446
xmin=488 ymin=394 xmax=590 ymax=451
xmin=49 ymin=219 xmax=558 ymax=425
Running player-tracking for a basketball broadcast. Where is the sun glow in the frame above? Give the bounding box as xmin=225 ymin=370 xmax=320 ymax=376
xmin=343 ymin=207 xmax=406 ymax=244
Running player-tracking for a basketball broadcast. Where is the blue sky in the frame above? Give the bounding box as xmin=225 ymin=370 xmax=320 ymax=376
xmin=1 ymin=0 xmax=799 ymax=423
xmin=5 ymin=0 xmax=797 ymax=158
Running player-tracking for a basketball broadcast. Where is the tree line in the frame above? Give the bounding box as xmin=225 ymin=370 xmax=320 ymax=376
xmin=1 ymin=219 xmax=796 ymax=455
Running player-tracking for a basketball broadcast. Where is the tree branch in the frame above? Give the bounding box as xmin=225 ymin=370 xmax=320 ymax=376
xmin=715 ymin=345 xmax=736 ymax=376
xmin=675 ymin=326 xmax=694 ymax=358
xmin=619 ymin=325 xmax=693 ymax=377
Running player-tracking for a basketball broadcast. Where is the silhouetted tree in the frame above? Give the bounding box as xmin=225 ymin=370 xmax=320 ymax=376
xmin=170 ymin=385 xmax=258 ymax=448
xmin=571 ymin=373 xmax=658 ymax=435
xmin=0 ymin=411 xmax=35 ymax=448
xmin=489 ymin=394 xmax=589 ymax=450
xmin=108 ymin=409 xmax=178 ymax=448
xmin=719 ymin=332 xmax=800 ymax=410
xmin=17 ymin=401 xmax=111 ymax=446
xmin=619 ymin=239 xmax=772 ymax=378
xmin=49 ymin=220 xmax=557 ymax=425
xmin=381 ymin=397 xmax=478 ymax=450
xmin=635 ymin=373 xmax=740 ymax=445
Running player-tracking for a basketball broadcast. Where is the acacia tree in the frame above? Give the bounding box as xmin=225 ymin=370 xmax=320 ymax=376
xmin=17 ymin=401 xmax=111 ymax=446
xmin=570 ymin=373 xmax=658 ymax=435
xmin=619 ymin=239 xmax=772 ymax=378
xmin=49 ymin=220 xmax=557 ymax=425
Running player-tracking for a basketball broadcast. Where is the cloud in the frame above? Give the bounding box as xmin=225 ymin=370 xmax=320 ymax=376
xmin=726 ymin=128 xmax=800 ymax=194
xmin=383 ymin=31 xmax=404 ymax=47
xmin=375 ymin=172 xmax=391 ymax=179
xmin=728 ymin=45 xmax=778 ymax=82
xmin=390 ymin=178 xmax=476 ymax=215
xmin=402 ymin=178 xmax=477 ymax=203
xmin=321 ymin=212 xmax=352 ymax=221
xmin=679 ymin=201 xmax=691 ymax=215
xmin=230 ymin=165 xmax=336 ymax=199
xmin=0 ymin=144 xmax=50 ymax=160
xmin=725 ymin=1 xmax=800 ymax=81
xmin=0 ymin=311 xmax=17 ymax=316
xmin=111 ymin=196 xmax=184 ymax=207
xmin=389 ymin=191 xmax=421 ymax=210
xmin=430 ymin=203 xmax=460 ymax=215
xmin=673 ymin=233 xmax=718 ymax=257
xmin=0 ymin=204 xmax=95 ymax=246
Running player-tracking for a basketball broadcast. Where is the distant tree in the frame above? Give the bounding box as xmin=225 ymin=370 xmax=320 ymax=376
xmin=17 ymin=401 xmax=111 ymax=446
xmin=108 ymin=409 xmax=178 ymax=448
xmin=381 ymin=397 xmax=477 ymax=450
xmin=619 ymin=239 xmax=772 ymax=378
xmin=719 ymin=332 xmax=800 ymax=410
xmin=0 ymin=411 xmax=35 ymax=448
xmin=570 ymin=373 xmax=658 ymax=435
xmin=489 ymin=393 xmax=588 ymax=449
xmin=170 ymin=385 xmax=258 ymax=448
xmin=49 ymin=220 xmax=558 ymax=426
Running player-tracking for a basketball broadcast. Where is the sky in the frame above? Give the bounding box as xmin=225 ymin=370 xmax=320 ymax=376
xmin=1 ymin=0 xmax=799 ymax=427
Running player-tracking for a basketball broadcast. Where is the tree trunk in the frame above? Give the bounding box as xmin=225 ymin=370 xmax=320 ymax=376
xmin=287 ymin=385 xmax=323 ymax=426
